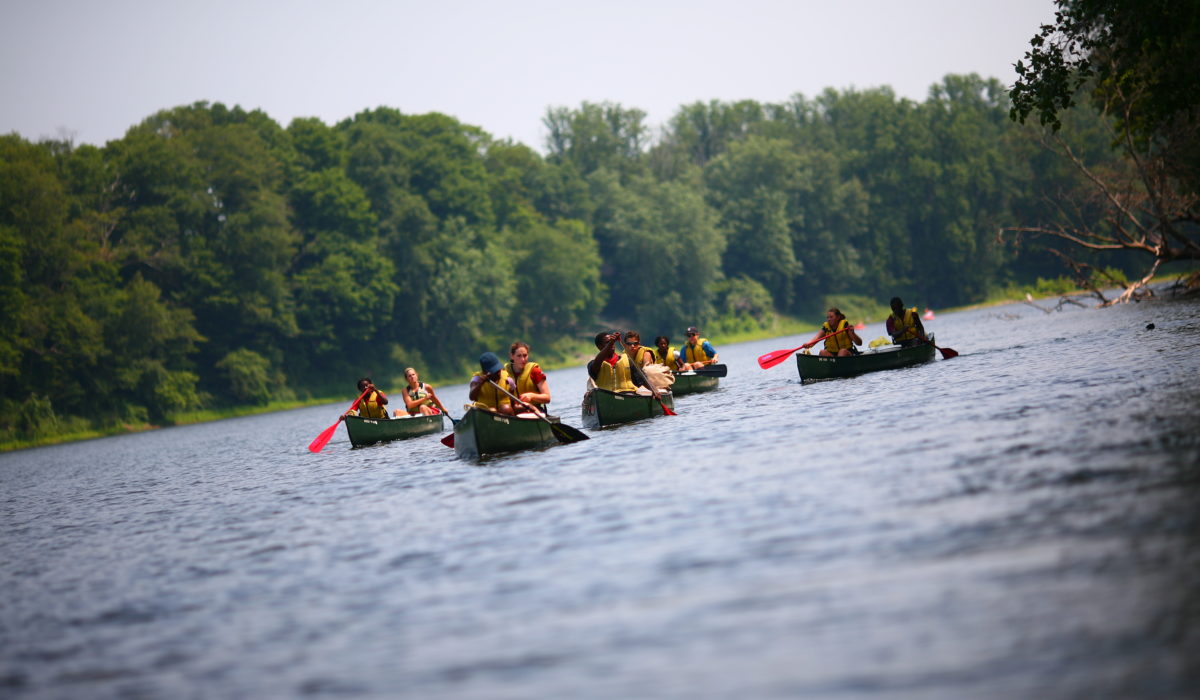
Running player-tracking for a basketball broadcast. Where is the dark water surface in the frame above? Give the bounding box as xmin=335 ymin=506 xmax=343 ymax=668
xmin=3 ymin=296 xmax=1199 ymax=699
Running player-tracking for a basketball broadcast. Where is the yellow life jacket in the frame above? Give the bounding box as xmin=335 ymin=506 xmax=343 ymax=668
xmin=683 ymin=337 xmax=714 ymax=365
xmin=822 ymin=320 xmax=852 ymax=353
xmin=405 ymin=383 xmax=432 ymax=415
xmin=891 ymin=307 xmax=919 ymax=342
xmin=626 ymin=346 xmax=655 ymax=371
xmin=359 ymin=390 xmax=388 ymax=419
xmin=505 ymin=361 xmax=546 ymax=408
xmin=472 ymin=370 xmax=513 ymax=411
xmin=654 ymin=346 xmax=678 ymax=369
xmin=595 ymin=353 xmax=636 ymax=392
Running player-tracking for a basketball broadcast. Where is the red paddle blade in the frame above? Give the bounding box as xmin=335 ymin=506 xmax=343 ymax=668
xmin=757 ymin=346 xmax=802 ymax=369
xmin=938 ymin=346 xmax=959 ymax=359
xmin=308 ymin=421 xmax=339 ymax=453
xmin=441 ymin=433 xmax=455 ymax=447
xmin=662 ymin=403 xmax=677 ymax=416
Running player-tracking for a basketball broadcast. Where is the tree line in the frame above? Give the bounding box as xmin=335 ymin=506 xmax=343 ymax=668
xmin=1 ymin=73 xmax=1139 ymax=441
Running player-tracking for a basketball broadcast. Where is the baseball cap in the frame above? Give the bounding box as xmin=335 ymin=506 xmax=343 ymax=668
xmin=479 ymin=351 xmax=503 ymax=374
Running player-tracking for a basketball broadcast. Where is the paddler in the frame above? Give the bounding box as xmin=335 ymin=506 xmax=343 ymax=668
xmin=505 ymin=341 xmax=551 ymax=415
xmin=653 ymin=335 xmax=683 ymax=372
xmin=806 ymin=307 xmax=862 ymax=357
xmin=468 ymin=351 xmax=517 ymax=415
xmin=622 ymin=331 xmax=657 ymax=371
xmin=886 ymin=297 xmax=928 ymax=348
xmin=397 ymin=366 xmax=447 ymax=417
xmin=679 ymin=326 xmax=719 ymax=370
xmin=346 ymin=377 xmax=389 ymax=419
xmin=587 ymin=331 xmax=647 ymax=393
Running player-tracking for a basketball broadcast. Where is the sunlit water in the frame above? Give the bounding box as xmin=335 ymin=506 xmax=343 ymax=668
xmin=3 ymin=295 xmax=1199 ymax=699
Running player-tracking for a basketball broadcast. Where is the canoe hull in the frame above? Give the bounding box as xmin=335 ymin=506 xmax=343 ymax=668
xmin=670 ymin=372 xmax=719 ymax=396
xmin=454 ymin=407 xmax=562 ymax=461
xmin=344 ymin=413 xmax=443 ymax=447
xmin=581 ymin=388 xmax=675 ymax=429
xmin=795 ymin=336 xmax=936 ymax=381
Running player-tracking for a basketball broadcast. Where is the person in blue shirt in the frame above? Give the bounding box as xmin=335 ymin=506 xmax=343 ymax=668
xmin=679 ymin=326 xmax=718 ymax=371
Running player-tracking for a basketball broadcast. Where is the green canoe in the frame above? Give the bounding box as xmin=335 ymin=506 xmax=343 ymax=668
xmin=795 ymin=335 xmax=936 ymax=382
xmin=581 ymin=387 xmax=675 ymax=429
xmin=344 ymin=413 xmax=443 ymax=447
xmin=670 ymin=371 xmax=720 ymax=396
xmin=453 ymin=407 xmax=564 ymax=460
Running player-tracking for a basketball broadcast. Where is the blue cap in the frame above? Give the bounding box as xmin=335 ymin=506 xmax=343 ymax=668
xmin=479 ymin=351 xmax=503 ymax=375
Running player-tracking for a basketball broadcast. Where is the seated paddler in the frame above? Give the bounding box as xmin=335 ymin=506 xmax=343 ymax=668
xmin=397 ymin=366 xmax=447 ymax=417
xmin=679 ymin=326 xmax=718 ymax=371
xmin=621 ymin=331 xmax=657 ymax=371
xmin=886 ymin=296 xmax=927 ymax=348
xmin=653 ymin=335 xmax=683 ymax=372
xmin=346 ymin=377 xmax=389 ymax=419
xmin=806 ymin=307 xmax=863 ymax=357
xmin=505 ymin=341 xmax=551 ymax=415
xmin=587 ymin=331 xmax=648 ymax=394
xmin=468 ymin=351 xmax=517 ymax=415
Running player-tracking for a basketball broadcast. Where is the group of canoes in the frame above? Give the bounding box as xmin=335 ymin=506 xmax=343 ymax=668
xmin=332 ymin=303 xmax=955 ymax=458
xmin=338 ymin=327 xmax=727 ymax=459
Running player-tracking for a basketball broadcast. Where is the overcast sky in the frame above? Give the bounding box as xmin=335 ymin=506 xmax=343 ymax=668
xmin=1 ymin=0 xmax=1056 ymax=152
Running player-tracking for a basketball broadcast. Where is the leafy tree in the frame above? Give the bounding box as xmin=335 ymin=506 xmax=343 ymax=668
xmin=288 ymin=116 xmax=346 ymax=173
xmin=591 ymin=172 xmax=724 ymax=331
xmin=660 ymin=99 xmax=767 ymax=168
xmin=104 ymin=274 xmax=203 ymax=420
xmin=216 ymin=348 xmax=272 ymax=405
xmin=1009 ymin=1 xmax=1200 ymax=299
xmin=508 ymin=215 xmax=606 ymax=339
xmin=544 ymin=102 xmax=649 ymax=180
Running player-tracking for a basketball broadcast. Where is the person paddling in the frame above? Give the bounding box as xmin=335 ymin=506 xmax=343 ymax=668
xmin=622 ymin=331 xmax=657 ymax=371
xmin=588 ymin=331 xmax=646 ymax=393
xmin=468 ymin=352 xmax=517 ymax=415
xmin=653 ymin=335 xmax=683 ymax=372
xmin=807 ymin=307 xmax=862 ymax=357
xmin=679 ymin=326 xmax=718 ymax=370
xmin=346 ymin=377 xmax=389 ymax=419
xmin=505 ymin=341 xmax=552 ymax=415
xmin=397 ymin=366 xmax=447 ymax=416
xmin=886 ymin=297 xmax=928 ymax=348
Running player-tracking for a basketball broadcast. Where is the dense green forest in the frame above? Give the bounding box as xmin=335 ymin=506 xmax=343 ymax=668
xmin=1 ymin=73 xmax=1143 ymax=443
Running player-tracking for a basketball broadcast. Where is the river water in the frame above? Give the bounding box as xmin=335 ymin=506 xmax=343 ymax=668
xmin=3 ymin=295 xmax=1199 ymax=699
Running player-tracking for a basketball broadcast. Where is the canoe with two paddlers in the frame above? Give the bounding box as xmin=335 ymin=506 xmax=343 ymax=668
xmin=453 ymin=406 xmax=566 ymax=460
xmin=670 ymin=371 xmax=720 ymax=396
xmin=668 ymin=363 xmax=726 ymax=396
xmin=344 ymin=413 xmax=444 ymax=447
xmin=581 ymin=387 xmax=675 ymax=429
xmin=795 ymin=335 xmax=936 ymax=382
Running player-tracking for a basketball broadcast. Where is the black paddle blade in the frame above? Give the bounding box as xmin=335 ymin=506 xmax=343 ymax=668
xmin=694 ymin=364 xmax=728 ymax=377
xmin=550 ymin=422 xmax=589 ymax=443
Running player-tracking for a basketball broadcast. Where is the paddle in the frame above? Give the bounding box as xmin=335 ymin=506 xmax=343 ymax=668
xmin=437 ymin=399 xmax=460 ymax=447
xmin=922 ymin=336 xmax=959 ymax=359
xmin=757 ymin=327 xmax=851 ymax=369
xmin=688 ymin=363 xmax=727 ymax=377
xmin=488 ymin=380 xmax=589 ymax=443
xmin=308 ymin=387 xmax=372 ymax=453
xmin=618 ymin=334 xmax=677 ymax=416
xmin=434 ymin=405 xmax=460 ymax=447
